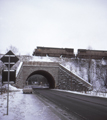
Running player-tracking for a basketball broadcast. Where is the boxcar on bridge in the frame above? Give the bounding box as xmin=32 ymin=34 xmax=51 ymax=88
xmin=33 ymin=46 xmax=75 ymax=58
xmin=77 ymin=49 xmax=107 ymax=59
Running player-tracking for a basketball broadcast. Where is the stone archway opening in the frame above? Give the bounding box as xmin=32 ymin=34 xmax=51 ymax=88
xmin=27 ymin=74 xmax=49 ymax=87
xmin=26 ymin=70 xmax=55 ymax=89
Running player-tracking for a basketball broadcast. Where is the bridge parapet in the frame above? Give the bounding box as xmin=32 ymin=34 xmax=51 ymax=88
xmin=23 ymin=61 xmax=59 ymax=67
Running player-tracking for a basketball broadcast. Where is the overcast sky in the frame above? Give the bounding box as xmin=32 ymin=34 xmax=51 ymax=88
xmin=0 ymin=0 xmax=107 ymax=55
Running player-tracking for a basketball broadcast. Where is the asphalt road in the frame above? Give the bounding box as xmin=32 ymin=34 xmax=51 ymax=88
xmin=33 ymin=88 xmax=107 ymax=120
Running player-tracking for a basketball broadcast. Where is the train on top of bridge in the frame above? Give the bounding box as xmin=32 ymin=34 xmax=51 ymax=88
xmin=77 ymin=49 xmax=107 ymax=59
xmin=33 ymin=46 xmax=75 ymax=58
xmin=33 ymin=46 xmax=107 ymax=59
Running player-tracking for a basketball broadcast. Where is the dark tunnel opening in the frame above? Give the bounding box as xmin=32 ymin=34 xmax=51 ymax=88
xmin=26 ymin=70 xmax=55 ymax=89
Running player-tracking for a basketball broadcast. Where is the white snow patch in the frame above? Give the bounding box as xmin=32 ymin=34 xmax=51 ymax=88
xmin=0 ymin=86 xmax=61 ymax=120
xmin=2 ymin=84 xmax=21 ymax=91
xmin=101 ymin=59 xmax=106 ymax=65
xmin=53 ymin=89 xmax=107 ymax=98
xmin=64 ymin=63 xmax=71 ymax=71
xmin=16 ymin=62 xmax=23 ymax=77
xmin=60 ymin=64 xmax=92 ymax=87
xmin=30 ymin=56 xmax=52 ymax=62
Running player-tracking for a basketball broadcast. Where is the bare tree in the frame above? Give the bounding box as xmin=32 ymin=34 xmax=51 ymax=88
xmin=87 ymin=46 xmax=93 ymax=50
xmin=6 ymin=45 xmax=19 ymax=54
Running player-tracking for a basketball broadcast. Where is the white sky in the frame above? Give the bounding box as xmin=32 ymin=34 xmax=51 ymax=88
xmin=0 ymin=0 xmax=107 ymax=55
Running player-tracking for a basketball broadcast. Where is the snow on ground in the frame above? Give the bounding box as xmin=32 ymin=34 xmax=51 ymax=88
xmin=2 ymin=84 xmax=20 ymax=90
xmin=30 ymin=56 xmax=53 ymax=62
xmin=0 ymin=85 xmax=61 ymax=120
xmin=16 ymin=62 xmax=23 ymax=77
xmin=53 ymin=89 xmax=107 ymax=98
xmin=0 ymin=85 xmax=107 ymax=120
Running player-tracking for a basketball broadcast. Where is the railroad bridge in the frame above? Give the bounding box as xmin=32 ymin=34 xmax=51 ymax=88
xmin=16 ymin=61 xmax=92 ymax=91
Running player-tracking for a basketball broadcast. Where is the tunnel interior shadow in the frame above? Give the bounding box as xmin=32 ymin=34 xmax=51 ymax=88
xmin=26 ymin=70 xmax=55 ymax=89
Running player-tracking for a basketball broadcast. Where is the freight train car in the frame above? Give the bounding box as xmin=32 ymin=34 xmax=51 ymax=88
xmin=77 ymin=49 xmax=107 ymax=59
xmin=33 ymin=46 xmax=75 ymax=58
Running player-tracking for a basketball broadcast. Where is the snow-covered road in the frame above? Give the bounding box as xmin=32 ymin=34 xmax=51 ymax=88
xmin=0 ymin=89 xmax=62 ymax=120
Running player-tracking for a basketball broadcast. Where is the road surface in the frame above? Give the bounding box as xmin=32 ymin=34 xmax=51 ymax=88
xmin=33 ymin=88 xmax=107 ymax=120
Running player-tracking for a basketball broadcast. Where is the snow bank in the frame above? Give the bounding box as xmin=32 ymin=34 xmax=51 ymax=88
xmin=53 ymin=89 xmax=107 ymax=98
xmin=2 ymin=84 xmax=22 ymax=91
xmin=16 ymin=62 xmax=23 ymax=77
xmin=0 ymin=89 xmax=61 ymax=120
xmin=30 ymin=56 xmax=52 ymax=62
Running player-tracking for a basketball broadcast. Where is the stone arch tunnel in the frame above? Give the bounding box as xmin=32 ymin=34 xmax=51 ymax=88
xmin=16 ymin=62 xmax=59 ymax=88
xmin=26 ymin=70 xmax=55 ymax=88
xmin=16 ymin=61 xmax=92 ymax=91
